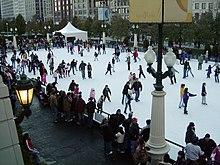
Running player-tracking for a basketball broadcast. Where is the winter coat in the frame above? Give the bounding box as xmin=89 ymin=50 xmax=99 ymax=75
xmin=183 ymin=92 xmax=196 ymax=104
xmin=48 ymin=94 xmax=58 ymax=108
xmin=198 ymin=55 xmax=204 ymax=64
xmin=201 ymin=85 xmax=207 ymax=96
xmin=198 ymin=138 xmax=216 ymax=157
xmin=76 ymin=97 xmax=86 ymax=113
xmin=86 ymin=100 xmax=96 ymax=114
xmin=89 ymin=89 xmax=95 ymax=99
xmin=129 ymin=122 xmax=139 ymax=141
xmin=131 ymin=81 xmax=142 ymax=91
xmin=101 ymin=124 xmax=114 ymax=142
xmin=107 ymin=63 xmax=112 ymax=70
xmin=63 ymin=95 xmax=72 ymax=111
xmin=122 ymin=83 xmax=130 ymax=95
xmin=102 ymin=87 xmax=111 ymax=96
xmin=211 ymin=146 xmax=220 ymax=165
xmin=185 ymin=126 xmax=196 ymax=144
xmin=79 ymin=62 xmax=87 ymax=71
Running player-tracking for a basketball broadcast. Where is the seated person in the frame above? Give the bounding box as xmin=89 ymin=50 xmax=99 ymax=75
xmin=23 ymin=132 xmax=41 ymax=164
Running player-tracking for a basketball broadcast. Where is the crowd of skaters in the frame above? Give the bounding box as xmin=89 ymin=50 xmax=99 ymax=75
xmin=1 ymin=40 xmax=220 ymax=164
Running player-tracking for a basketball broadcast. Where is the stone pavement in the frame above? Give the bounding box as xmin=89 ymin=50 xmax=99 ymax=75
xmin=21 ymin=97 xmax=134 ymax=165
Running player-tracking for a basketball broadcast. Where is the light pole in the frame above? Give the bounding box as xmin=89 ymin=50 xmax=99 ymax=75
xmin=13 ymin=73 xmax=34 ymax=125
xmin=44 ymin=25 xmax=51 ymax=41
xmin=101 ymin=24 xmax=107 ymax=44
xmin=10 ymin=27 xmax=18 ymax=49
xmin=132 ymin=24 xmax=139 ymax=48
xmin=144 ymin=45 xmax=176 ymax=164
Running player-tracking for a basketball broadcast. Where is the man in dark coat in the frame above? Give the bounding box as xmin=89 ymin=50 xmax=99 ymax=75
xmin=198 ymin=133 xmax=217 ymax=158
xmin=68 ymin=80 xmax=77 ymax=92
xmin=100 ymin=119 xmax=114 ymax=155
xmin=108 ymin=109 xmax=125 ymax=135
xmin=129 ymin=118 xmax=139 ymax=156
xmin=131 ymin=79 xmax=142 ymax=102
xmin=140 ymin=119 xmax=151 ymax=142
xmin=75 ymin=93 xmax=86 ymax=125
xmin=86 ymin=98 xmax=96 ymax=128
xmin=122 ymin=112 xmax=133 ymax=151
xmin=79 ymin=60 xmax=87 ymax=79
xmin=185 ymin=122 xmax=196 ymax=144
xmin=122 ymin=81 xmax=130 ymax=105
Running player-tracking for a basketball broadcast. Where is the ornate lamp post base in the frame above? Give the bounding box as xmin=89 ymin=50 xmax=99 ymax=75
xmin=146 ymin=90 xmax=170 ymax=164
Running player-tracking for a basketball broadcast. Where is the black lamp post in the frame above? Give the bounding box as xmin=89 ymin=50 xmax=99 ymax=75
xmin=101 ymin=24 xmax=107 ymax=44
xmin=14 ymin=74 xmax=34 ymax=125
xmin=143 ymin=0 xmax=176 ymax=163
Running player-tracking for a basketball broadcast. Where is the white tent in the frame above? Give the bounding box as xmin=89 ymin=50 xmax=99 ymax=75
xmin=55 ymin=22 xmax=88 ymax=42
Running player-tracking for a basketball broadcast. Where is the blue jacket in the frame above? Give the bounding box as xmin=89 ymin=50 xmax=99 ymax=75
xmin=183 ymin=92 xmax=196 ymax=103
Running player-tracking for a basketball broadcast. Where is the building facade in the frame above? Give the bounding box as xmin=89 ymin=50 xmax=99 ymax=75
xmin=53 ymin=0 xmax=74 ymax=24
xmin=192 ymin=0 xmax=220 ymax=18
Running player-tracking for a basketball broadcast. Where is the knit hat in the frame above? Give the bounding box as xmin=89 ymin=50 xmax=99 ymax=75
xmin=189 ymin=122 xmax=195 ymax=127
xmin=205 ymin=133 xmax=210 ymax=138
xmin=132 ymin=117 xmax=137 ymax=123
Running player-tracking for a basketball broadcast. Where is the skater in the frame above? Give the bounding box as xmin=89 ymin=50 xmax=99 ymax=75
xmin=112 ymin=57 xmax=115 ymax=72
xmin=79 ymin=60 xmax=87 ymax=79
xmin=126 ymin=53 xmax=131 ymax=71
xmin=94 ymin=51 xmax=99 ymax=61
xmin=102 ymin=85 xmax=111 ymax=102
xmin=183 ymin=88 xmax=196 ymax=114
xmin=214 ymin=66 xmax=220 ymax=83
xmin=183 ymin=61 xmax=189 ymax=78
xmin=138 ymin=65 xmax=146 ymax=78
xmin=206 ymin=65 xmax=212 ymax=78
xmin=124 ymin=90 xmax=133 ymax=114
xmin=97 ymin=95 xmax=104 ymax=113
xmin=89 ymin=88 xmax=96 ymax=102
xmin=179 ymin=84 xmax=185 ymax=108
xmin=186 ymin=61 xmax=194 ymax=78
xmin=105 ymin=62 xmax=112 ymax=75
xmin=201 ymin=82 xmax=207 ymax=105
xmin=87 ymin=62 xmax=92 ymax=79
xmin=198 ymin=54 xmax=204 ymax=70
xmin=170 ymin=67 xmax=179 ymax=84
xmin=131 ymin=78 xmax=142 ymax=102
xmin=122 ymin=81 xmax=130 ymax=105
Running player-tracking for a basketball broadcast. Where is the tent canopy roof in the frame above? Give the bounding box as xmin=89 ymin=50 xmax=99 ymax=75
xmin=56 ymin=22 xmax=87 ymax=34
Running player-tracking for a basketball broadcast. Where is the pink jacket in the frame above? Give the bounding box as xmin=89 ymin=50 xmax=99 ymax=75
xmin=89 ymin=88 xmax=95 ymax=99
